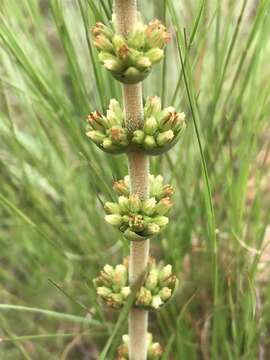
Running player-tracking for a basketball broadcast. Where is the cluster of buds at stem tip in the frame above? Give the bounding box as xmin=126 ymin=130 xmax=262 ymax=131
xmin=105 ymin=175 xmax=174 ymax=241
xmin=118 ymin=333 xmax=163 ymax=360
xmin=132 ymin=96 xmax=186 ymax=155
xmin=91 ymin=16 xmax=170 ymax=84
xmin=93 ymin=258 xmax=178 ymax=311
xmin=86 ymin=97 xmax=186 ymax=155
xmin=86 ymin=99 xmax=128 ymax=154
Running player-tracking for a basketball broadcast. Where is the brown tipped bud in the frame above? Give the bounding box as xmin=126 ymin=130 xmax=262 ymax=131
xmin=113 ymin=179 xmax=130 ymax=196
xmin=91 ymin=22 xmax=113 ymax=40
xmin=156 ymin=130 xmax=174 ymax=146
xmin=87 ymin=111 xmax=107 ymax=131
xmin=154 ymin=197 xmax=173 ymax=215
xmin=93 ymin=35 xmax=114 ymax=52
xmin=136 ymin=287 xmax=152 ymax=306
xmin=146 ymin=19 xmax=171 ymax=49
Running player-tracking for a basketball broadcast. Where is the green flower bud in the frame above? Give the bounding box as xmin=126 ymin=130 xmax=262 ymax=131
xmin=103 ymin=264 xmax=114 ymax=277
xmin=112 ymin=34 xmax=128 ymax=55
xmin=87 ymin=111 xmax=107 ymax=131
xmin=113 ymin=179 xmax=130 ymax=196
xmin=105 ymin=214 xmax=123 ymax=226
xmin=150 ymin=175 xmax=164 ymax=197
xmin=157 ymin=106 xmax=175 ymax=126
xmin=104 ymin=202 xmax=121 ymax=214
xmin=142 ymin=223 xmax=160 ymax=236
xmin=109 ymin=99 xmax=124 ymax=122
xmin=136 ymin=56 xmax=152 ymax=71
xmin=148 ymin=342 xmax=163 ymax=359
xmin=136 ymin=287 xmax=152 ymax=306
xmin=132 ymin=130 xmax=145 ymax=144
xmin=97 ymin=286 xmax=112 ymax=298
xmin=157 ymin=184 xmax=174 ymax=199
xmin=151 ymin=295 xmax=163 ymax=309
xmin=154 ymin=197 xmax=173 ymax=215
xmin=159 ymin=265 xmax=172 ymax=285
xmin=103 ymin=58 xmax=124 ymax=73
xmin=145 ymin=48 xmax=164 ymax=64
xmin=144 ymin=135 xmax=157 ymax=149
xmin=93 ymin=35 xmax=114 ymax=52
xmin=92 ymin=22 xmax=114 ymax=40
xmin=143 ymin=116 xmax=158 ymax=135
xmin=152 ymin=216 xmax=169 ymax=227
xmin=144 ymin=96 xmax=162 ymax=118
xmin=86 ymin=130 xmax=106 ymax=144
xmin=142 ymin=198 xmax=156 ymax=215
xmin=118 ymin=196 xmax=130 ymax=213
xmin=106 ymin=108 xmax=122 ymax=126
xmin=156 ymin=130 xmax=174 ymax=146
xmin=109 ymin=293 xmax=124 ymax=308
xmin=109 ymin=126 xmax=128 ymax=145
xmin=127 ymin=22 xmax=146 ymax=49
xmin=145 ymin=269 xmax=158 ymax=290
xmin=173 ymin=112 xmax=186 ymax=132
xmin=129 ymin=194 xmax=142 ymax=213
xmin=121 ymin=286 xmax=131 ymax=299
xmin=113 ymin=264 xmax=128 ymax=288
xmin=102 ymin=138 xmax=117 ymax=150
xmin=159 ymin=287 xmax=172 ymax=301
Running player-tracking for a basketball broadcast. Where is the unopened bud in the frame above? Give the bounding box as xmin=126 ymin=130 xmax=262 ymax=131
xmin=110 ymin=126 xmax=128 ymax=145
xmin=87 ymin=111 xmax=107 ymax=131
xmin=132 ymin=130 xmax=145 ymax=145
xmin=129 ymin=194 xmax=142 ymax=213
xmin=151 ymin=295 xmax=163 ymax=309
xmin=148 ymin=342 xmax=163 ymax=359
xmin=155 ymin=197 xmax=173 ymax=215
xmin=121 ymin=286 xmax=131 ymax=299
xmin=118 ymin=196 xmax=130 ymax=213
xmin=143 ymin=223 xmax=160 ymax=236
xmin=103 ymin=58 xmax=124 ymax=73
xmin=102 ymin=138 xmax=116 ymax=150
xmin=105 ymin=214 xmax=122 ymax=226
xmin=113 ymin=180 xmax=130 ymax=196
xmin=159 ymin=287 xmax=172 ymax=301
xmin=146 ymin=19 xmax=171 ymax=49
xmin=144 ymin=135 xmax=157 ymax=149
xmin=146 ymin=48 xmax=164 ymax=64
xmin=152 ymin=216 xmax=169 ymax=227
xmin=93 ymin=35 xmax=114 ymax=52
xmin=127 ymin=22 xmax=146 ymax=48
xmin=113 ymin=264 xmax=127 ymax=288
xmin=97 ymin=286 xmax=111 ymax=298
xmin=145 ymin=269 xmax=158 ymax=290
xmin=144 ymin=116 xmax=158 ymax=135
xmin=104 ymin=202 xmax=121 ymax=214
xmin=156 ymin=130 xmax=174 ymax=146
xmin=92 ymin=22 xmax=113 ymax=40
xmin=86 ymin=130 xmax=106 ymax=144
xmin=142 ymin=198 xmax=156 ymax=215
xmin=136 ymin=287 xmax=152 ymax=306
xmin=136 ymin=56 xmax=152 ymax=70
xmin=144 ymin=96 xmax=161 ymax=118
xmin=159 ymin=265 xmax=172 ymax=285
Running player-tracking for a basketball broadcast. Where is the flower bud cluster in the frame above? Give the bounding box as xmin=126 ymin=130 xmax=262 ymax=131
xmin=91 ymin=18 xmax=170 ymax=84
xmin=105 ymin=175 xmax=174 ymax=241
xmin=86 ymin=99 xmax=128 ymax=154
xmin=93 ymin=258 xmax=178 ymax=311
xmin=132 ymin=96 xmax=186 ymax=154
xmin=118 ymin=333 xmax=162 ymax=360
xmin=86 ymin=97 xmax=186 ymax=155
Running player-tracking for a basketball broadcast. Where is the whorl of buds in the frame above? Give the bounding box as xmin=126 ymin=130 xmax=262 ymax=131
xmin=94 ymin=258 xmax=178 ymax=311
xmin=104 ymin=174 xmax=174 ymax=241
xmin=86 ymin=97 xmax=186 ymax=156
xmin=91 ymin=16 xmax=170 ymax=84
xmin=117 ymin=333 xmax=163 ymax=359
xmin=86 ymin=99 xmax=128 ymax=154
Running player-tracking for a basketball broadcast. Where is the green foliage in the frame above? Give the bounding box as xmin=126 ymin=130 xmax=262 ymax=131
xmin=0 ymin=0 xmax=270 ymax=358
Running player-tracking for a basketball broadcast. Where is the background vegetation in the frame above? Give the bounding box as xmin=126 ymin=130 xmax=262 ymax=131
xmin=1 ymin=0 xmax=270 ymax=358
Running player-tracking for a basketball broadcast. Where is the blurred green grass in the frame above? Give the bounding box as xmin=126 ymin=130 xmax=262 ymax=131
xmin=1 ymin=0 xmax=270 ymax=359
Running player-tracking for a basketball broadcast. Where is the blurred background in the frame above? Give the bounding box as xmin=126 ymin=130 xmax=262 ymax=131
xmin=0 ymin=0 xmax=270 ymax=359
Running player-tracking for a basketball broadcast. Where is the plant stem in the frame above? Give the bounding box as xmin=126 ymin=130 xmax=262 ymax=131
xmin=115 ymin=1 xmax=150 ymax=359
